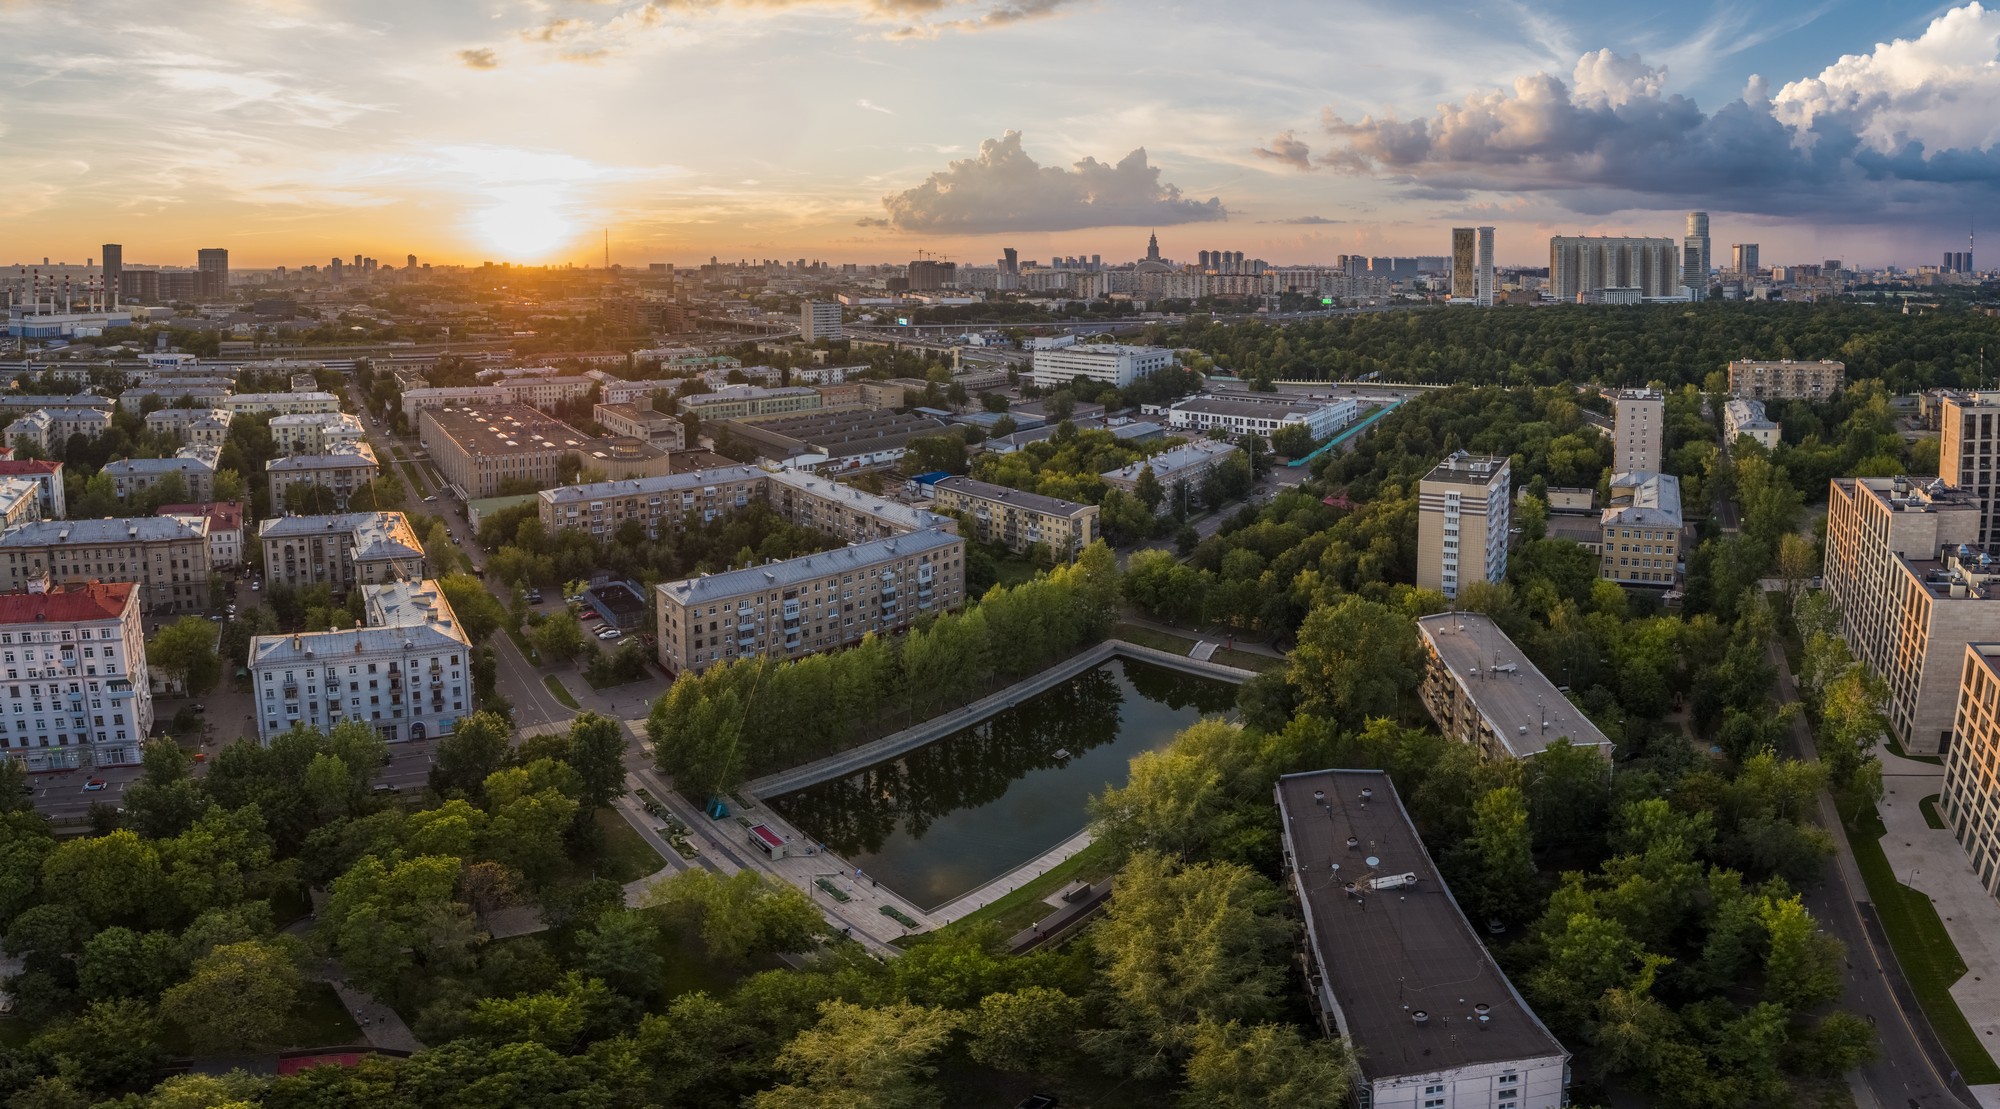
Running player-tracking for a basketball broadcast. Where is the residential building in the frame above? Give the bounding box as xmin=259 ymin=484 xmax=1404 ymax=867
xmin=1417 ymin=451 xmax=1511 ymax=600
xmin=1942 ymin=643 xmax=2000 ymax=896
xmin=1275 ymin=769 xmax=1571 ymax=1108
xmin=271 ymin=412 xmax=366 ymax=455
xmin=792 ymin=364 xmax=863 ymax=387
xmin=0 ymin=480 xmax=41 ymax=529
xmin=594 ymin=403 xmax=686 ymax=449
xmin=1723 ymin=398 xmax=1781 ymax=449
xmin=539 ymin=467 xmax=768 ymax=540
xmin=655 ymin=528 xmax=965 ymax=675
xmin=1611 ymin=388 xmax=1663 ymax=473
xmin=1937 ymin=390 xmax=2000 ymax=547
xmin=1599 ymin=472 xmax=1682 ymax=586
xmin=196 ymin=247 xmax=228 ymax=297
xmin=157 ymin=502 xmax=246 ymax=570
xmin=681 ymin=386 xmax=823 ymax=421
xmin=1028 ymin=344 xmax=1174 ymax=389
xmin=1415 ymin=612 xmax=1613 ymax=759
xmin=420 ymin=406 xmax=572 ymax=499
xmin=121 ymin=386 xmax=230 ymax=411
xmin=401 ymin=386 xmax=509 ymax=422
xmin=0 ymin=396 xmax=112 ymax=415
xmin=1100 ymin=439 xmax=1241 ymax=507
xmin=0 ymin=461 xmax=66 ymax=519
xmin=1153 ymin=393 xmax=1357 ymax=441
xmin=1825 ymin=475 xmax=1995 ymax=755
xmin=145 ymin=407 xmax=234 ymax=447
xmin=248 ymin=579 xmax=471 ymax=743
xmin=0 ymin=517 xmax=211 ymax=614
xmin=765 ymin=469 xmax=952 ymax=543
xmin=223 ymin=392 xmax=342 ymax=417
xmin=1475 ymin=227 xmax=1496 ymax=305
xmin=1683 ymin=211 xmax=1711 ymax=299
xmin=260 ymin=512 xmax=428 ymax=590
xmin=1726 ymin=359 xmax=1845 ymax=400
xmin=722 ymin=409 xmax=958 ymax=473
xmin=930 ymin=476 xmax=1098 ymax=557
xmin=497 ymin=375 xmax=594 ymax=410
xmin=10 ymin=408 xmax=111 ymax=453
xmin=1450 ymin=227 xmax=1476 ymax=299
xmin=267 ymin=442 xmax=379 ymax=514
xmin=0 ymin=582 xmax=152 ymax=772
xmin=1548 ymin=235 xmax=1681 ymax=300
xmin=859 ymin=381 xmax=908 ymax=409
xmin=814 ymin=383 xmax=863 ymax=409
xmin=105 ymin=445 xmax=221 ymax=505
xmin=801 ymin=300 xmax=843 ymax=342
xmin=586 ymin=371 xmax=668 ymax=407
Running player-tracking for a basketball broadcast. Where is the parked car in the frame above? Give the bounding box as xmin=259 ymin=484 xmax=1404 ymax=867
xmin=83 ymin=778 xmax=107 ymax=791
xmin=597 ymin=628 xmax=623 ymax=641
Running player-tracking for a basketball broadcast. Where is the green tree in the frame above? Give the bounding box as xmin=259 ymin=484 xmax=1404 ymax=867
xmin=159 ymin=938 xmax=304 ymax=1054
xmin=439 ymin=572 xmax=507 ymax=644
xmin=753 ymin=1000 xmax=960 ymax=1109
xmin=316 ymin=853 xmax=478 ymax=1006
xmin=77 ymin=927 xmax=185 ymax=1003
xmin=1133 ymin=463 xmax=1166 ymax=513
xmin=480 ymin=764 xmax=581 ymax=888
xmin=1760 ymin=894 xmax=1843 ymax=1012
xmin=146 ymin=615 xmax=222 ymax=696
xmin=40 ymin=830 xmax=169 ymax=928
xmin=531 ymin=610 xmax=588 ymax=666
xmin=963 ymin=987 xmax=1085 ymax=1073
xmin=1460 ymin=786 xmax=1537 ymax=926
xmin=31 ymin=998 xmax=168 ymax=1099
xmin=645 ymin=869 xmax=823 ymax=964
xmin=211 ymin=468 xmax=248 ymax=505
xmin=1181 ymin=1018 xmax=1354 ymax=1109
xmin=1287 ymin=595 xmax=1418 ymax=727
xmin=429 ymin=711 xmax=512 ymax=800
xmin=576 ymin=908 xmax=663 ymax=999
xmin=566 ymin=711 xmax=629 ymax=808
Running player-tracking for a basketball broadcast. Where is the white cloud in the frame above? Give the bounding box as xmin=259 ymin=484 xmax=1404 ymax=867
xmin=879 ymin=130 xmax=1227 ymax=233
xmin=1771 ymin=2 xmax=2000 ymax=153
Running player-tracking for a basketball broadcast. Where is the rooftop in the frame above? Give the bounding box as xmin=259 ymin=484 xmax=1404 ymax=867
xmin=932 ymin=475 xmax=1094 ymax=518
xmin=767 ymin=469 xmax=948 ymax=531
xmin=1603 ymin=471 xmax=1683 ymax=529
xmin=1031 ymin=343 xmax=1171 ymax=358
xmin=421 ymin=406 xmax=582 ymax=456
xmin=541 ymin=465 xmax=766 ymax=507
xmin=157 ymin=502 xmax=246 ymax=532
xmin=660 ymin=527 xmax=959 ymax=605
xmin=1101 ymin=438 xmax=1237 ymax=483
xmin=1415 ymin=611 xmax=1613 ymax=756
xmin=250 ymin=582 xmax=469 ymax=667
xmin=229 ymin=391 xmax=340 ymax=405
xmin=0 ymin=516 xmax=208 ymax=546
xmin=0 ymin=582 xmax=138 ymax=625
xmin=0 ymin=460 xmax=62 ymax=477
xmin=1171 ymin=394 xmax=1348 ymax=419
xmin=1421 ymin=451 xmax=1510 ymax=488
xmin=267 ymin=443 xmax=378 ymax=472
xmin=1276 ymin=769 xmax=1567 ymax=1082
xmin=258 ymin=512 xmax=424 ymax=561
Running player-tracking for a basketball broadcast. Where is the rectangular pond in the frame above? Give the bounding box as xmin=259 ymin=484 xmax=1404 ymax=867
xmin=767 ymin=656 xmax=1239 ymax=911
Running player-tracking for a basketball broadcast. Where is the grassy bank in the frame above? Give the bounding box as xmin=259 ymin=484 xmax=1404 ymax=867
xmin=1109 ymin=622 xmax=1285 ymax=675
xmin=944 ymin=838 xmax=1119 ymax=939
xmin=543 ymin=675 xmax=580 ymax=710
xmin=592 ymin=808 xmax=668 ymax=884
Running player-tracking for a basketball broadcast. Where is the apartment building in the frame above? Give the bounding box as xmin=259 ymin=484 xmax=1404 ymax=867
xmin=801 ymin=300 xmax=843 ymax=342
xmin=930 ymin=476 xmax=1098 ymax=557
xmin=267 ymin=442 xmax=379 ymax=513
xmin=1100 ymin=439 xmax=1241 ymax=506
xmin=420 ymin=406 xmax=570 ymax=499
xmin=1825 ymin=475 xmax=1995 ymax=755
xmin=0 ymin=395 xmax=113 ymax=415
xmin=1611 ymin=388 xmax=1663 ymax=473
xmin=539 ymin=467 xmax=768 ymax=540
xmin=223 ymin=392 xmax=342 ymax=417
xmin=655 ymin=527 xmax=965 ymax=675
xmin=144 ymin=407 xmax=234 ymax=447
xmin=260 ymin=512 xmax=428 ymax=590
xmin=1275 ymin=769 xmax=1571 ymax=1108
xmin=586 ymin=371 xmax=669 ymax=407
xmin=10 ymin=408 xmax=111 ymax=453
xmin=157 ymin=502 xmax=246 ymax=570
xmin=681 ymin=386 xmax=824 ymax=421
xmin=498 ymin=376 xmax=594 ymax=410
xmin=0 ymin=582 xmax=151 ymax=772
xmin=1028 ymin=343 xmax=1174 ymax=389
xmin=249 ymin=579 xmax=471 ymax=743
xmin=594 ymin=403 xmax=686 ymax=449
xmin=0 ymin=461 xmax=66 ymax=519
xmin=104 ymin=444 xmax=221 ymax=505
xmin=1723 ymin=398 xmax=1781 ymax=449
xmin=122 ymin=387 xmax=231 ymax=411
xmin=766 ymin=469 xmax=952 ymax=543
xmin=1726 ymin=359 xmax=1845 ymax=400
xmin=0 ymin=480 xmax=41 ymax=530
xmin=1599 ymin=471 xmax=1682 ymax=586
xmin=0 ymin=517 xmax=211 ymax=614
xmin=1938 ymin=390 xmax=2000 ymax=548
xmin=271 ymin=412 xmax=366 ymax=455
xmin=1417 ymin=452 xmax=1511 ymax=600
xmin=1155 ymin=393 xmax=1358 ymax=441
xmin=1415 ymin=612 xmax=1613 ymax=759
xmin=1548 ymin=235 xmax=1681 ymax=300
xmin=1943 ymin=643 xmax=2000 ymax=898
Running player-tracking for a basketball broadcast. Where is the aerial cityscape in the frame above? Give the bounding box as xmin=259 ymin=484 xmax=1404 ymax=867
xmin=5 ymin=2 xmax=2000 ymax=1108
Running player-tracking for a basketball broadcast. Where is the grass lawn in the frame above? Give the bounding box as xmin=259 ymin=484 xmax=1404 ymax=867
xmin=1846 ymin=808 xmax=2000 ymax=1083
xmin=543 ymin=674 xmax=581 ymax=710
xmin=944 ymin=839 xmax=1118 ymax=938
xmin=592 ymin=808 xmax=668 ymax=884
xmin=992 ymin=559 xmax=1043 ymax=589
xmin=1921 ymin=794 xmax=1948 ymax=830
xmin=1110 ymin=622 xmax=1283 ymax=674
xmin=1215 ymin=646 xmax=1285 ymax=674
xmin=1885 ymin=734 xmax=1946 ymax=766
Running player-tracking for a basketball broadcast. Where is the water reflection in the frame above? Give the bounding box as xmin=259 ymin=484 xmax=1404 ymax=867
xmin=770 ymin=658 xmax=1237 ymax=910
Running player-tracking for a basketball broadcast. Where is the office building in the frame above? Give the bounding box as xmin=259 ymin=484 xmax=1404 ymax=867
xmin=1154 ymin=393 xmax=1358 ymax=441
xmin=0 ymin=461 xmax=66 ymax=520
xmin=1028 ymin=344 xmax=1175 ymax=389
xmin=1943 ymin=644 xmax=2000 ymax=897
xmin=680 ymin=386 xmax=823 ymax=422
xmin=1682 ymin=212 xmax=1710 ymax=299
xmin=1548 ymin=236 xmax=1681 ymax=300
xmin=1416 ymin=612 xmax=1613 ymax=759
xmin=1477 ymin=226 xmax=1496 ymax=306
xmin=0 ymin=517 xmax=211 ymax=614
xmin=801 ymin=300 xmax=843 ymax=343
xmin=1100 ymin=440 xmax=1242 ymax=507
xmin=101 ymin=244 xmax=122 ymax=308
xmin=249 ymin=579 xmax=471 ymax=744
xmin=267 ymin=442 xmax=379 ymax=514
xmin=1417 ymin=452 xmax=1511 ymax=600
xmin=0 ymin=582 xmax=152 ymax=772
xmin=1731 ymin=243 xmax=1760 ymax=275
xmin=1599 ymin=472 xmax=1682 ymax=586
xmin=1723 ymin=398 xmax=1780 ymax=449
xmin=8 ymin=408 xmax=111 ymax=453
xmin=594 ymin=403 xmax=686 ymax=449
xmin=104 ymin=445 xmax=222 ymax=504
xmin=655 ymin=527 xmax=964 ymax=675
xmin=1824 ymin=476 xmax=1996 ymax=755
xmin=1451 ymin=228 xmax=1476 ymax=299
xmin=1726 ymin=360 xmax=1845 ymax=400
xmin=196 ymin=248 xmax=229 ymax=298
xmin=260 ymin=512 xmax=428 ymax=590
xmin=1611 ymin=388 xmax=1664 ymax=473
xmin=223 ymin=392 xmax=342 ymax=417
xmin=1275 ymin=769 xmax=1571 ymax=1107
xmin=270 ymin=412 xmax=365 ymax=456
xmin=156 ymin=502 xmax=245 ymax=570
xmin=929 ymin=476 xmax=1098 ymax=557
xmin=1937 ymin=390 xmax=2000 ymax=547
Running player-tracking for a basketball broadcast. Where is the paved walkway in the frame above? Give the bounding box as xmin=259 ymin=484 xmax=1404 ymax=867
xmin=930 ymin=828 xmax=1095 ymax=925
xmin=313 ymin=957 xmax=424 ymax=1053
xmin=1873 ymin=742 xmax=2000 ymax=1098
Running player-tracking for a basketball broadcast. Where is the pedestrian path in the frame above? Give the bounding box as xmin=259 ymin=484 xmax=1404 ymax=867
xmin=312 ymin=957 xmax=424 ymax=1053
xmin=930 ymin=828 xmax=1095 ymax=925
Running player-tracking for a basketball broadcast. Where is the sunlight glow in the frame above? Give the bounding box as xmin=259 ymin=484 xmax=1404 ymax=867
xmin=469 ymin=187 xmax=576 ymax=259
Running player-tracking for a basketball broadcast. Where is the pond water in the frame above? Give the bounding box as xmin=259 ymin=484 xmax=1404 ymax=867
xmin=768 ymin=657 xmax=1239 ymax=911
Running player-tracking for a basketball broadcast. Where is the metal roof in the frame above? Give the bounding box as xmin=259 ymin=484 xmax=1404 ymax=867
xmin=0 ymin=516 xmax=208 ymax=546
xmin=932 ymin=475 xmax=1094 ymax=518
xmin=540 ymin=465 xmax=767 ymax=507
xmin=660 ymin=527 xmax=959 ymax=605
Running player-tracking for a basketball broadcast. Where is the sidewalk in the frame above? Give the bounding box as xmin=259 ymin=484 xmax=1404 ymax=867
xmin=930 ymin=828 xmax=1095 ymax=925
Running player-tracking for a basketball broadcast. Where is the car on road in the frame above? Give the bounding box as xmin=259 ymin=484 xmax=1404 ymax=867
xmin=597 ymin=628 xmax=622 ymax=640
xmin=83 ymin=778 xmax=106 ymax=791
xmin=424 ymin=495 xmax=437 ymax=502
xmin=526 ymin=589 xmax=544 ymax=603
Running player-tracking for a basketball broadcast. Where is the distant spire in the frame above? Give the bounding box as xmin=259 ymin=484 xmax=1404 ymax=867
xmin=1146 ymin=231 xmax=1160 ymax=262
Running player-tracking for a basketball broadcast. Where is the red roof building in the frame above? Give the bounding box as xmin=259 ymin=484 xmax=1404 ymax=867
xmin=0 ymin=580 xmax=138 ymax=624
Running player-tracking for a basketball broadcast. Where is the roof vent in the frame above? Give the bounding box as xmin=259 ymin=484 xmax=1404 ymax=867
xmin=1411 ymin=1010 xmax=1429 ymax=1026
xmin=1359 ymin=787 xmax=1373 ymax=804
xmin=1475 ymin=1003 xmax=1492 ymax=1028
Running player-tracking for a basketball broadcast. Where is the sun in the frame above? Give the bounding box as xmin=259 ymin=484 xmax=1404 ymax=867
xmin=469 ymin=187 xmax=576 ymax=260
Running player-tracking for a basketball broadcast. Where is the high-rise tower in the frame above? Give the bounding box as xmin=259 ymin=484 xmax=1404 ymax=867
xmin=101 ymin=244 xmax=122 ymax=308
xmin=1476 ymin=226 xmax=1496 ymax=307
xmin=1682 ymin=212 xmax=1710 ymax=300
xmin=1450 ymin=228 xmax=1476 ymax=299
xmin=196 ymin=248 xmax=229 ymax=298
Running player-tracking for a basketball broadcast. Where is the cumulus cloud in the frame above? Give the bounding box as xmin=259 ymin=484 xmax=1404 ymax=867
xmin=879 ymin=130 xmax=1226 ymax=233
xmin=1253 ymin=130 xmax=1313 ymax=171
xmin=456 ymin=48 xmax=499 ymax=69
xmin=1296 ymin=5 xmax=2000 ymax=222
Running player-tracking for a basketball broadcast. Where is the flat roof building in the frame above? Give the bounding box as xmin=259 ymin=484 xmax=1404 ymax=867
xmin=1417 ymin=452 xmax=1511 ymax=600
xmin=1611 ymin=388 xmax=1663 ymax=473
xmin=594 ymin=403 xmax=686 ymax=449
xmin=1100 ymin=439 xmax=1240 ymax=505
xmin=681 ymin=386 xmax=823 ymax=422
xmin=1726 ymin=359 xmax=1844 ymax=401
xmin=930 ymin=475 xmax=1098 ymax=557
xmin=1415 ymin=612 xmax=1613 ymax=759
xmin=1154 ymin=393 xmax=1358 ymax=441
xmin=1028 ymin=343 xmax=1174 ymax=389
xmin=421 ymin=405 xmax=574 ymax=499
xmin=1599 ymin=471 xmax=1682 ymax=587
xmin=0 ymin=582 xmax=151 ymax=773
xmin=1276 ymin=769 xmax=1570 ymax=1107
xmin=249 ymin=579 xmax=471 ymax=744
xmin=722 ymin=409 xmax=959 ymax=473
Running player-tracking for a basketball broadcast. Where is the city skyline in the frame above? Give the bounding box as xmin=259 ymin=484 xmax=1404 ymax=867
xmin=4 ymin=1 xmax=1999 ymax=268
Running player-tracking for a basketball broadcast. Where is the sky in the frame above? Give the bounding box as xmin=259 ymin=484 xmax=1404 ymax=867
xmin=4 ymin=0 xmax=1999 ymax=270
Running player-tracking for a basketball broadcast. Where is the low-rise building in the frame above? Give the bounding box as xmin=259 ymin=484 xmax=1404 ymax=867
xmin=157 ymin=502 xmax=246 ymax=570
xmin=1100 ymin=439 xmax=1241 ymax=506
xmin=9 ymin=407 xmax=112 ymax=453
xmin=586 ymin=370 xmax=669 ymax=407
xmin=655 ymin=527 xmax=965 ymax=675
xmin=1727 ymin=359 xmax=1845 ymax=400
xmin=1723 ymin=398 xmax=1781 ymax=449
xmin=1275 ymin=768 xmax=1571 ymax=1108
xmin=0 ymin=516 xmax=211 ymax=614
xmin=1028 ymin=343 xmax=1173 ymax=389
xmin=271 ymin=412 xmax=366 ymax=455
xmin=223 ymin=392 xmax=343 ymax=417
xmin=249 ymin=579 xmax=471 ymax=743
xmin=1414 ymin=611 xmax=1613 ymax=759
xmin=0 ymin=479 xmax=41 ymax=529
xmin=540 ymin=467 xmax=768 ymax=540
xmin=144 ymin=407 xmax=234 ymax=447
xmin=0 ymin=582 xmax=152 ymax=772
xmin=681 ymin=385 xmax=824 ymax=421
xmin=930 ymin=476 xmax=1098 ymax=557
xmin=260 ymin=512 xmax=428 ymax=590
xmin=0 ymin=460 xmax=66 ymax=519
xmin=267 ymin=442 xmax=379 ymax=513
xmin=765 ymin=469 xmax=953 ymax=543
xmin=421 ymin=406 xmax=574 ymax=499
xmin=1599 ymin=471 xmax=1682 ymax=586
xmin=0 ymin=395 xmax=113 ymax=415
xmin=722 ymin=409 xmax=959 ymax=472
xmin=1154 ymin=393 xmax=1357 ymax=441
xmin=104 ymin=444 xmax=222 ymax=505
xmin=121 ymin=386 xmax=231 ymax=411
xmin=498 ymin=375 xmax=594 ymax=410
xmin=594 ymin=403 xmax=686 ymax=449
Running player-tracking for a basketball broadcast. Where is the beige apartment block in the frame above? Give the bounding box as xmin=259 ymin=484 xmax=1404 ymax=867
xmin=930 ymin=476 xmax=1098 ymax=557
xmin=259 ymin=512 xmax=428 ymax=591
xmin=1939 ymin=390 xmax=2000 ymax=548
xmin=1943 ymin=643 xmax=2000 ymax=897
xmin=0 ymin=517 xmax=211 ymax=614
xmin=1611 ymin=388 xmax=1664 ymax=473
xmin=1416 ymin=452 xmax=1511 ymax=600
xmin=1414 ymin=612 xmax=1613 ymax=759
xmin=1726 ymin=359 xmax=1845 ymax=400
xmin=1599 ymin=471 xmax=1682 ymax=586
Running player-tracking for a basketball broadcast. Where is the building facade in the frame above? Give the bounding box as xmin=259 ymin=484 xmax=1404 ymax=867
xmin=1599 ymin=472 xmax=1682 ymax=586
xmin=1450 ymin=228 xmax=1476 ymax=299
xmin=249 ymin=579 xmax=471 ymax=743
xmin=1938 ymin=390 xmax=2000 ymax=548
xmin=1683 ymin=211 xmax=1711 ymax=299
xmin=1726 ymin=359 xmax=1845 ymax=400
xmin=402 ymin=387 xmax=509 ymax=422
xmin=104 ymin=445 xmax=221 ymax=505
xmin=260 ymin=512 xmax=428 ymax=590
xmin=1100 ymin=439 xmax=1241 ymax=506
xmin=271 ymin=412 xmax=366 ymax=455
xmin=10 ymin=408 xmax=111 ymax=453
xmin=267 ymin=442 xmax=379 ymax=513
xmin=0 ymin=517 xmax=211 ymax=614
xmin=1943 ymin=643 xmax=2000 ymax=899
xmin=801 ymin=300 xmax=843 ymax=342
xmin=1155 ymin=394 xmax=1357 ymax=441
xmin=420 ymin=406 xmax=570 ymax=499
xmin=0 ymin=582 xmax=151 ymax=772
xmin=930 ymin=476 xmax=1098 ymax=557
xmin=681 ymin=386 xmax=824 ymax=421
xmin=1548 ymin=235 xmax=1681 ymax=300
xmin=0 ymin=461 xmax=65 ymax=520
xmin=1611 ymin=388 xmax=1663 ymax=473
xmin=594 ymin=403 xmax=686 ymax=449
xmin=1417 ymin=452 xmax=1511 ymax=600
xmin=655 ymin=528 xmax=965 ymax=675
xmin=223 ymin=392 xmax=342 ymax=417
xmin=145 ymin=407 xmax=234 ymax=447
xmin=1723 ymin=398 xmax=1781 ymax=449
xmin=1415 ymin=612 xmax=1613 ymax=759
xmin=1028 ymin=344 xmax=1174 ymax=389
xmin=540 ymin=467 xmax=768 ymax=540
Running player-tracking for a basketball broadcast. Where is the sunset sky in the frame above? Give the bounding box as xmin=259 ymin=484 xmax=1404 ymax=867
xmin=5 ymin=1 xmax=1999 ymax=270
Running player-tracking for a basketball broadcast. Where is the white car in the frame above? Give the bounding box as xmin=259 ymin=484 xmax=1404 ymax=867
xmin=597 ymin=628 xmax=622 ymax=641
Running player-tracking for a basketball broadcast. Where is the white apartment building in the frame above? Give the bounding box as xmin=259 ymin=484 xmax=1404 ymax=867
xmin=586 ymin=371 xmax=669 ymax=407
xmin=271 ymin=412 xmax=366 ymax=455
xmin=144 ymin=407 xmax=234 ymax=447
xmin=249 ymin=579 xmax=471 ymax=744
xmin=9 ymin=408 xmax=112 ymax=453
xmin=0 ymin=461 xmax=66 ymax=520
xmin=104 ymin=444 xmax=221 ymax=504
xmin=267 ymin=442 xmax=379 ymax=513
xmin=0 ymin=582 xmax=151 ymax=772
xmin=1100 ymin=439 xmax=1241 ymax=506
xmin=1028 ymin=344 xmax=1175 ymax=389
xmin=1417 ymin=452 xmax=1511 ymax=600
xmin=1154 ymin=393 xmax=1358 ymax=441
xmin=1723 ymin=398 xmax=1781 ymax=449
xmin=223 ymin=392 xmax=342 ymax=417
xmin=1611 ymin=388 xmax=1663 ymax=473
xmin=498 ymin=376 xmax=594 ymax=410
xmin=157 ymin=502 xmax=245 ymax=570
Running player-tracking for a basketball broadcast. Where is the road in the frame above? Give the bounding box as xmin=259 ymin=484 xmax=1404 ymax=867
xmin=1768 ymin=640 xmax=1978 ymax=1109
